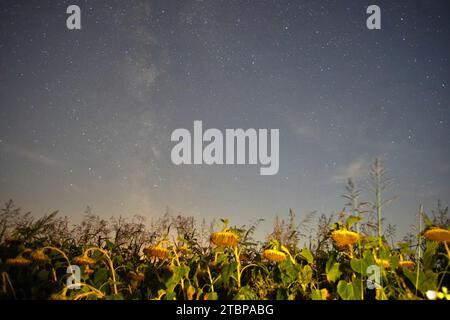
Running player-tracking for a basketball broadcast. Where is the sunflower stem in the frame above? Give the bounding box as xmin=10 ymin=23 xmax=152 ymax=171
xmin=415 ymin=205 xmax=423 ymax=296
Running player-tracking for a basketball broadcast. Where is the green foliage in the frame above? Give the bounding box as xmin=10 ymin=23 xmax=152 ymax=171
xmin=299 ymin=248 xmax=314 ymax=264
xmin=337 ymin=278 xmax=362 ymax=300
xmin=326 ymin=255 xmax=342 ymax=283
xmin=0 ymin=195 xmax=448 ymax=300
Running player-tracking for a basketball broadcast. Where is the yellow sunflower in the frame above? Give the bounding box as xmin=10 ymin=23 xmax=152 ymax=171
xmin=210 ymin=230 xmax=239 ymax=247
xmin=399 ymin=260 xmax=415 ymax=268
xmin=144 ymin=246 xmax=169 ymax=260
xmin=30 ymin=249 xmax=49 ymax=263
xmin=331 ymin=230 xmax=360 ymax=247
xmin=375 ymin=257 xmax=390 ymax=269
xmin=73 ymin=255 xmax=96 ymax=266
xmin=6 ymin=256 xmax=32 ymax=266
xmin=263 ymin=249 xmax=287 ymax=262
xmin=423 ymin=228 xmax=450 ymax=242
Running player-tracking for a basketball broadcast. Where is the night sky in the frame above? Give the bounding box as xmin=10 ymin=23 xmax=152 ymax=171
xmin=0 ymin=0 xmax=449 ymax=239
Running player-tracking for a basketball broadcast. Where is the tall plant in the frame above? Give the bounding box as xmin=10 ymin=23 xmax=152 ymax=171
xmin=368 ymin=159 xmax=396 ymax=246
xmin=342 ymin=178 xmax=368 ymax=233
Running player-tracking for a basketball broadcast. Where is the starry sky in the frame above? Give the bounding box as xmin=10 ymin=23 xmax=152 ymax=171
xmin=0 ymin=0 xmax=449 ymax=240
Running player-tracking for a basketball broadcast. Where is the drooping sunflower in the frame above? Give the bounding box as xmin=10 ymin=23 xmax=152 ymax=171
xmin=399 ymin=260 xmax=415 ymax=268
xmin=73 ymin=255 xmax=96 ymax=266
xmin=423 ymin=228 xmax=450 ymax=243
xmin=128 ymin=271 xmax=145 ymax=282
xmin=30 ymin=249 xmax=49 ymax=263
xmin=144 ymin=245 xmax=170 ymax=260
xmin=6 ymin=256 xmax=32 ymax=266
xmin=210 ymin=230 xmax=239 ymax=247
xmin=331 ymin=230 xmax=360 ymax=247
xmin=375 ymin=257 xmax=390 ymax=269
xmin=263 ymin=249 xmax=287 ymax=262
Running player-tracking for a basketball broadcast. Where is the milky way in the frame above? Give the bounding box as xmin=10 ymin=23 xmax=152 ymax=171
xmin=0 ymin=0 xmax=449 ymax=240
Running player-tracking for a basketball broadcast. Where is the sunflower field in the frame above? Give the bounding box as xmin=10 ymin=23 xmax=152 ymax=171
xmin=0 ymin=162 xmax=449 ymax=300
xmin=0 ymin=206 xmax=448 ymax=300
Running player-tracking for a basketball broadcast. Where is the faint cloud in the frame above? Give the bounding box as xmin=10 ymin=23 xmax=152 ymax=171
xmin=293 ymin=124 xmax=316 ymax=137
xmin=1 ymin=144 xmax=63 ymax=167
xmin=332 ymin=159 xmax=366 ymax=183
xmin=285 ymin=117 xmax=318 ymax=140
